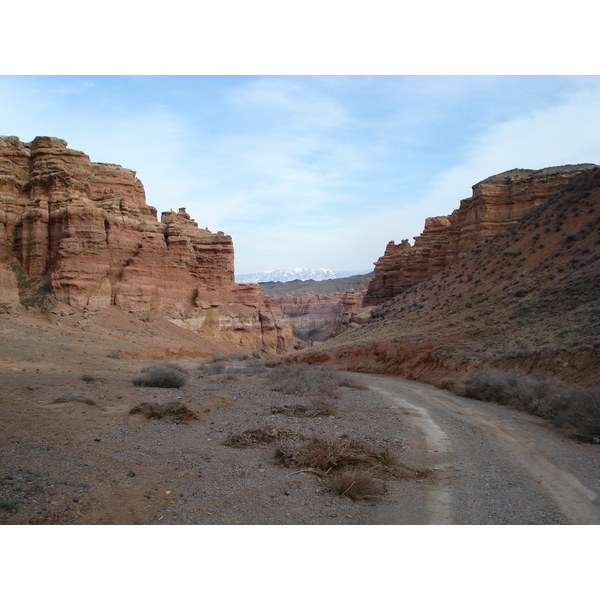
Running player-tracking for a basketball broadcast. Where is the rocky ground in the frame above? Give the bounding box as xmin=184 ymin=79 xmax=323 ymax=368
xmin=0 ymin=312 xmax=431 ymax=525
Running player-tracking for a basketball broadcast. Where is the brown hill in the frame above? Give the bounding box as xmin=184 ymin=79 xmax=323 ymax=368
xmin=290 ymin=166 xmax=600 ymax=388
xmin=0 ymin=136 xmax=293 ymax=354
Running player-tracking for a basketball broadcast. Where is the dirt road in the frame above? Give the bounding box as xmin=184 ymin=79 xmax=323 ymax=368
xmin=364 ymin=375 xmax=600 ymax=524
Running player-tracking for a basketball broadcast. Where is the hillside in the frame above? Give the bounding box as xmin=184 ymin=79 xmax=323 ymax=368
xmin=291 ymin=167 xmax=600 ymax=388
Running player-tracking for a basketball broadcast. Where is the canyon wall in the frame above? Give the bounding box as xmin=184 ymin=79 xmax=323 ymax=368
xmin=0 ymin=136 xmax=292 ymax=353
xmin=363 ymin=165 xmax=598 ymax=306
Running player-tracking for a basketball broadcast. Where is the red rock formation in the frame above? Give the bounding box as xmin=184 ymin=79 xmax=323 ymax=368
xmin=0 ymin=136 xmax=292 ymax=353
xmin=364 ymin=164 xmax=598 ymax=306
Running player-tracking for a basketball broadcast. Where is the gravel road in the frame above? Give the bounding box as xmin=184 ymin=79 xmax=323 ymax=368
xmin=363 ymin=375 xmax=600 ymax=525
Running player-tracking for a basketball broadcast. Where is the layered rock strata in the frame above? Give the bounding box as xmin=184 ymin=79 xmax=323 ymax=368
xmin=0 ymin=136 xmax=292 ymax=353
xmin=364 ymin=164 xmax=598 ymax=306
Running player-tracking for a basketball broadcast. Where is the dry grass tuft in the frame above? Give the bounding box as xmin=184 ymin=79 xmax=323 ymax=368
xmin=129 ymin=401 xmax=197 ymax=422
xmin=271 ymin=403 xmax=335 ymax=418
xmin=224 ymin=428 xmax=293 ymax=447
xmin=330 ymin=469 xmax=385 ymax=500
xmin=52 ymin=396 xmax=96 ymax=406
xmin=274 ymin=437 xmax=427 ymax=482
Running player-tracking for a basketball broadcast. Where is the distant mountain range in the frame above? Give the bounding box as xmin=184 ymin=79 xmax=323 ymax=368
xmin=235 ymin=268 xmax=372 ymax=284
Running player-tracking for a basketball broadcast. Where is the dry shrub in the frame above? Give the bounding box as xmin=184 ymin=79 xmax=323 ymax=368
xmin=207 ymin=353 xmax=249 ymax=363
xmin=268 ymin=363 xmax=356 ymax=397
xmin=457 ymin=368 xmax=600 ymax=441
xmin=274 ymin=437 xmax=426 ymax=480
xmin=224 ymin=428 xmax=292 ymax=447
xmin=201 ymin=362 xmax=226 ymax=375
xmin=243 ymin=359 xmax=268 ymax=376
xmin=52 ymin=396 xmax=96 ymax=406
xmin=271 ymin=403 xmax=335 ymax=418
xmin=330 ymin=469 xmax=385 ymax=500
xmin=132 ymin=364 xmax=186 ymax=388
xmin=336 ymin=372 xmax=368 ymax=390
xmin=129 ymin=401 xmax=197 ymax=422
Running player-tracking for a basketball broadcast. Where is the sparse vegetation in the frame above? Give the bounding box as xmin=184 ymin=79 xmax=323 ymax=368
xmin=132 ymin=364 xmax=186 ymax=388
xmin=455 ymin=369 xmax=600 ymax=441
xmin=273 ymin=437 xmax=427 ymax=481
xmin=129 ymin=401 xmax=197 ymax=422
xmin=52 ymin=396 xmax=96 ymax=406
xmin=199 ymin=355 xmax=267 ymax=377
xmin=268 ymin=363 xmax=366 ymax=397
xmin=9 ymin=260 xmax=54 ymax=314
xmin=330 ymin=469 xmax=385 ymax=500
xmin=223 ymin=428 xmax=293 ymax=447
xmin=270 ymin=402 xmax=336 ymax=418
xmin=81 ymin=374 xmax=100 ymax=382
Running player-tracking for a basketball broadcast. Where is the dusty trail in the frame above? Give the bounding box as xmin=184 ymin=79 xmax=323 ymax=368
xmin=363 ymin=375 xmax=600 ymax=525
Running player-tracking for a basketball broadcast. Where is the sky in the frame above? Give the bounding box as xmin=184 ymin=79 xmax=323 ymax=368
xmin=2 ymin=74 xmax=599 ymax=275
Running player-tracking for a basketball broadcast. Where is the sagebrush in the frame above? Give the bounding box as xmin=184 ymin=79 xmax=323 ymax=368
xmin=456 ymin=369 xmax=600 ymax=440
xmin=132 ymin=364 xmax=186 ymax=388
xmin=268 ymin=363 xmax=366 ymax=398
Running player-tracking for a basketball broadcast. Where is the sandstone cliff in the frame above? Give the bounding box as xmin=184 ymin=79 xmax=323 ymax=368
xmin=0 ymin=136 xmax=292 ymax=354
xmin=364 ymin=165 xmax=598 ymax=306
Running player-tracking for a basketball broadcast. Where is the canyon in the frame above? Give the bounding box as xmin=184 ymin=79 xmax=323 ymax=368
xmin=0 ymin=136 xmax=293 ymax=355
xmin=259 ymin=273 xmax=373 ymax=342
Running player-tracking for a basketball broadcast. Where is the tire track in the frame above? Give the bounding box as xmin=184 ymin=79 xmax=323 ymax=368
xmin=366 ymin=376 xmax=600 ymax=525
xmin=371 ymin=385 xmax=454 ymax=524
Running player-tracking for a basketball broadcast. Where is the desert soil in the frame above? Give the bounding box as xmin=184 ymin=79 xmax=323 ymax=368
xmin=1 ymin=312 xmax=599 ymax=525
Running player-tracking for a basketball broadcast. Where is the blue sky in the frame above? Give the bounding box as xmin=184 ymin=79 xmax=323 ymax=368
xmin=1 ymin=75 xmax=599 ymax=274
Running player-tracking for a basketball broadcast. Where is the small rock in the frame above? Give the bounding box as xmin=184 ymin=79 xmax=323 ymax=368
xmin=127 ymin=470 xmax=136 ymax=477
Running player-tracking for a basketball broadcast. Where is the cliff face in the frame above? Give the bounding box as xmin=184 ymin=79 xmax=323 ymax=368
xmin=0 ymin=136 xmax=292 ymax=353
xmin=364 ymin=165 xmax=598 ymax=306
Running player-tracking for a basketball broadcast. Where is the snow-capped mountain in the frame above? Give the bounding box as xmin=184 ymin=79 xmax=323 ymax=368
xmin=235 ymin=268 xmax=372 ymax=284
